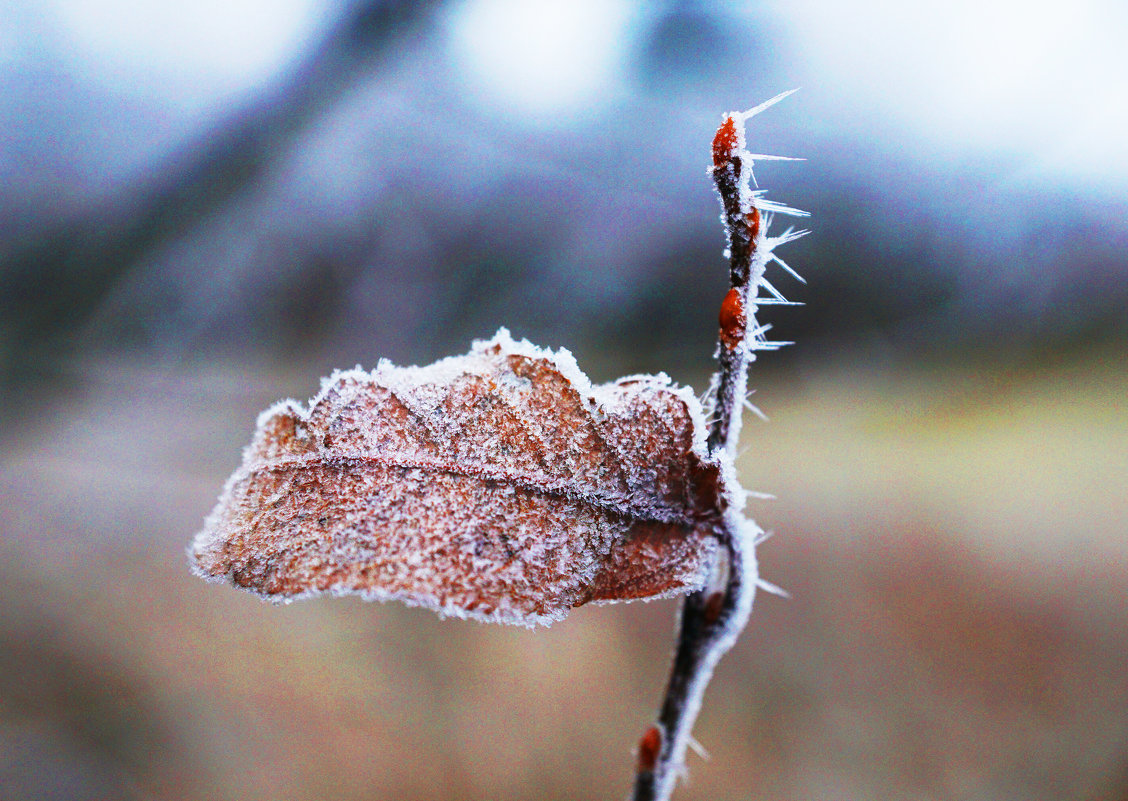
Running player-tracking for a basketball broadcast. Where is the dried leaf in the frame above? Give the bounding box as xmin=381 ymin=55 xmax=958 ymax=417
xmin=189 ymin=329 xmax=726 ymax=626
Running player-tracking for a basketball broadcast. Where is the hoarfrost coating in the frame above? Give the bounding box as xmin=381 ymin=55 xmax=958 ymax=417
xmin=190 ymin=329 xmax=740 ymax=626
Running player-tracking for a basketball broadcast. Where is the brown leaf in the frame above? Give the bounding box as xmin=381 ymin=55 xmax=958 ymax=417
xmin=189 ymin=330 xmax=726 ymax=626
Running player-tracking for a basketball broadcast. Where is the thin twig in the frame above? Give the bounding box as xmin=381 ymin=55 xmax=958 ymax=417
xmin=630 ymin=94 xmax=807 ymax=801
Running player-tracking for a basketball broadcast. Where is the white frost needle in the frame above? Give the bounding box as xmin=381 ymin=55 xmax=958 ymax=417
xmin=743 ymin=398 xmax=768 ymax=421
xmin=754 ymin=297 xmax=804 ymax=307
xmin=753 ymin=195 xmax=810 ymax=217
xmin=737 ymin=88 xmax=800 ymax=121
xmin=771 ymin=253 xmax=806 ymax=284
xmin=771 ymin=226 xmax=812 ymax=247
xmin=759 ymin=277 xmax=789 ymax=303
xmin=756 ymin=577 xmax=791 ymax=599
xmin=686 ymin=736 xmax=711 ymax=761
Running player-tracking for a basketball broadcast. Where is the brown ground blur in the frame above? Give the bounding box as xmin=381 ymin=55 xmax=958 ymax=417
xmin=2 ymin=353 xmax=1125 ymax=801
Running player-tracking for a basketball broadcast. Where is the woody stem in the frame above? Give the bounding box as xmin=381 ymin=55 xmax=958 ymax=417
xmin=629 ymin=119 xmax=760 ymax=801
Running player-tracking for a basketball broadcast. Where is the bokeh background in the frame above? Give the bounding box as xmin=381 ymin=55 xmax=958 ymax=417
xmin=2 ymin=1 xmax=1126 ymax=799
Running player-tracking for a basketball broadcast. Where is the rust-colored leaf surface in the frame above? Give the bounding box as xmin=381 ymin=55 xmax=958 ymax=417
xmin=190 ymin=330 xmax=725 ymax=626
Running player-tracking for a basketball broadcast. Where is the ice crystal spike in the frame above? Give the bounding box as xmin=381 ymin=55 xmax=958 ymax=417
xmin=737 ymin=88 xmax=799 ymax=122
xmin=189 ymin=329 xmax=725 ymax=627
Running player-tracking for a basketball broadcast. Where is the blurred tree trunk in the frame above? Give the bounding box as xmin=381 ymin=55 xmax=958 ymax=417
xmin=0 ymin=0 xmax=443 ymax=370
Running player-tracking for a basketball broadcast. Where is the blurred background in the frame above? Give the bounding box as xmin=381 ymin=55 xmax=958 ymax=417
xmin=1 ymin=0 xmax=1126 ymax=798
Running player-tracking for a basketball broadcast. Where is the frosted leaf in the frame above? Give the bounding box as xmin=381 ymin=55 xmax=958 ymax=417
xmin=189 ymin=329 xmax=726 ymax=627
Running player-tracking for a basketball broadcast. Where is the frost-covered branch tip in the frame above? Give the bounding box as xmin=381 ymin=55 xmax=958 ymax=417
xmin=630 ymin=94 xmax=806 ymax=801
xmin=705 ymin=93 xmax=809 ymax=457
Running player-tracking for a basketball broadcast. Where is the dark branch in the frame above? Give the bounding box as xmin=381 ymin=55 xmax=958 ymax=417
xmin=0 ymin=0 xmax=443 ymax=362
xmin=631 ymin=102 xmax=801 ymax=801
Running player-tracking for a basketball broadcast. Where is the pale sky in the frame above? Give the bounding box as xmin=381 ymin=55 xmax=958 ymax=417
xmin=14 ymin=0 xmax=1128 ymax=187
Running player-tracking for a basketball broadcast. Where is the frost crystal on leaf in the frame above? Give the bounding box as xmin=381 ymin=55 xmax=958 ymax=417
xmin=189 ymin=329 xmax=725 ymax=627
